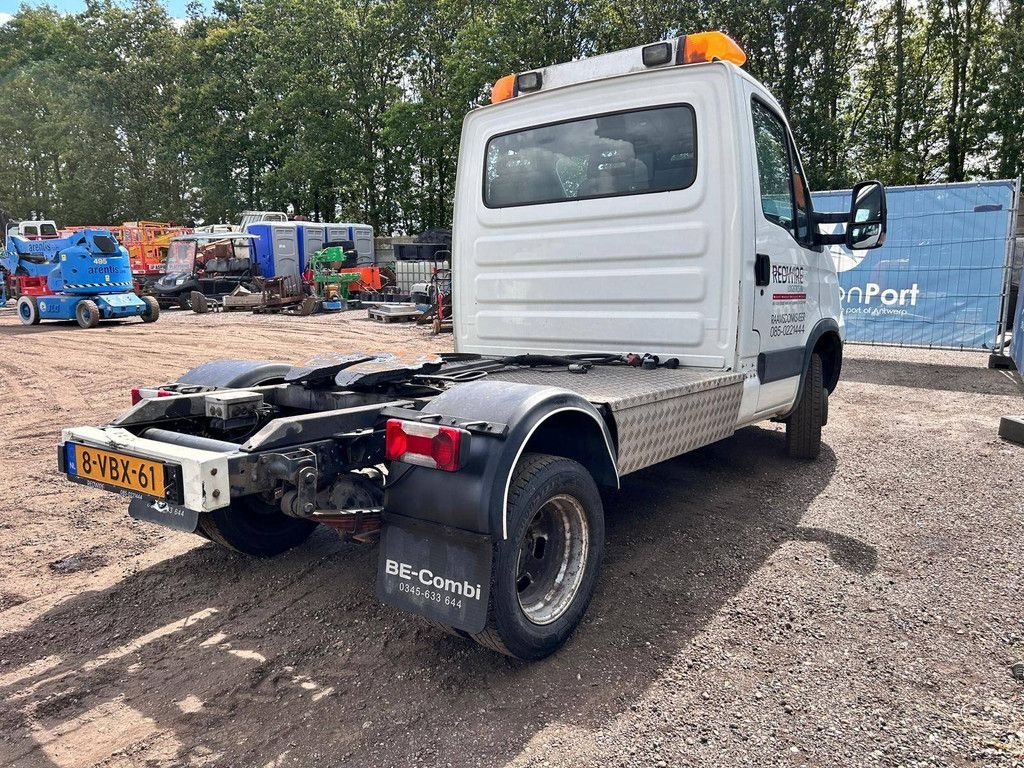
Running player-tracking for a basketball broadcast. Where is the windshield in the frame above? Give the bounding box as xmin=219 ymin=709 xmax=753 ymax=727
xmin=166 ymin=240 xmax=196 ymax=273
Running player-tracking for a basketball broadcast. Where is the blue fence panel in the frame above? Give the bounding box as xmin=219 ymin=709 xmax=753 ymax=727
xmin=812 ymin=181 xmax=1017 ymax=350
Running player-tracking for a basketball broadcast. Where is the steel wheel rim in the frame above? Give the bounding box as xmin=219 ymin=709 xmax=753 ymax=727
xmin=516 ymin=493 xmax=589 ymax=626
xmin=18 ymin=301 xmax=31 ymax=321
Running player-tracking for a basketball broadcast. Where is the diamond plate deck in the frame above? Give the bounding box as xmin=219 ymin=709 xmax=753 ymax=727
xmin=484 ymin=366 xmax=744 ymax=475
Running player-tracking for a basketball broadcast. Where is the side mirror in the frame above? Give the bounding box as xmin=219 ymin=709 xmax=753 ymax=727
xmin=846 ymin=180 xmax=887 ymax=250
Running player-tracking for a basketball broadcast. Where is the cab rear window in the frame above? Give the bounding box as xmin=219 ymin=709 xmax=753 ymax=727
xmin=484 ymin=105 xmax=697 ymax=208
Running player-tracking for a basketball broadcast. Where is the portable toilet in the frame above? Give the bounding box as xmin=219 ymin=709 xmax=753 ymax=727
xmin=297 ymin=223 xmax=327 ymax=272
xmin=325 ymin=223 xmax=375 ymax=265
xmin=245 ymin=223 xmax=300 ymax=278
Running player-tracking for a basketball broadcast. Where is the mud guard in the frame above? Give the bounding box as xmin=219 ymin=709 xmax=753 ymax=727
xmin=781 ymin=318 xmax=842 ymax=419
xmin=377 ymin=379 xmax=617 ymax=632
xmin=176 ymin=359 xmax=293 ymax=388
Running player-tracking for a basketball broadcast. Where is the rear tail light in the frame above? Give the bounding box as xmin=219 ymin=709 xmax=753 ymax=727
xmin=385 ymin=419 xmax=468 ymax=472
xmin=131 ymin=387 xmax=173 ymax=406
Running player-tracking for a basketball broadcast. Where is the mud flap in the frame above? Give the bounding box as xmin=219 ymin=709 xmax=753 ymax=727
xmin=376 ymin=514 xmax=492 ymax=634
xmin=128 ymin=497 xmax=199 ymax=533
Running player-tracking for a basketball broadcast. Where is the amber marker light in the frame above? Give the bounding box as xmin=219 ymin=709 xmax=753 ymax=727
xmin=680 ymin=31 xmax=747 ymax=67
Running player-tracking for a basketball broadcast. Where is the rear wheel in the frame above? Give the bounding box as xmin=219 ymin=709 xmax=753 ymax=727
xmin=471 ymin=453 xmax=604 ymax=660
xmin=786 ymin=352 xmax=824 ymax=459
xmin=191 ymin=291 xmax=209 ymax=314
xmin=197 ymin=495 xmax=317 ymax=557
xmin=141 ymin=295 xmax=160 ymax=323
xmin=17 ymin=295 xmax=39 ymax=325
xmin=75 ymin=299 xmax=99 ymax=329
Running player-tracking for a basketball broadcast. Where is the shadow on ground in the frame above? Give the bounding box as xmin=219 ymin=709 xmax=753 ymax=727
xmin=842 ymin=354 xmax=1019 ymax=395
xmin=0 ymin=319 xmax=137 ymax=336
xmin=0 ymin=427 xmax=874 ymax=767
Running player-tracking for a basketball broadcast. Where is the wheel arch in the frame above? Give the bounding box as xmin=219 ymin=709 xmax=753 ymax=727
xmin=502 ymin=406 xmax=619 ymax=538
xmin=384 ymin=380 xmax=618 ymax=541
xmin=176 ymin=358 xmax=293 ymax=388
xmin=813 ymin=327 xmax=843 ymax=394
xmin=782 ymin=319 xmax=841 ymax=414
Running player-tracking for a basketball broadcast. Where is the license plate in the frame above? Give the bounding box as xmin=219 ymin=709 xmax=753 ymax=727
xmin=63 ymin=443 xmax=168 ymax=499
xmin=376 ymin=516 xmax=492 ymax=634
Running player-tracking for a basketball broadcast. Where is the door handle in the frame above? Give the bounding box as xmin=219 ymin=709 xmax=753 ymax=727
xmin=755 ymin=253 xmax=771 ymax=287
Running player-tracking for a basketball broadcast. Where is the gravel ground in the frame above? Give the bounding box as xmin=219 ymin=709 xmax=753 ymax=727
xmin=0 ymin=306 xmax=1021 ymax=767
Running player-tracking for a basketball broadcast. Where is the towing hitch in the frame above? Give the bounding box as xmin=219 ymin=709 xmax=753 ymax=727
xmin=258 ymin=449 xmax=318 ymax=517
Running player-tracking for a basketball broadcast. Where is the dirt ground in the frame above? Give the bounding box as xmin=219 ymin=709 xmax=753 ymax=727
xmin=0 ymin=306 xmax=1022 ymax=768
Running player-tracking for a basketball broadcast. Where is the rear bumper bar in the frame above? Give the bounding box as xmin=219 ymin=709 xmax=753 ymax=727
xmin=60 ymin=426 xmax=232 ymax=512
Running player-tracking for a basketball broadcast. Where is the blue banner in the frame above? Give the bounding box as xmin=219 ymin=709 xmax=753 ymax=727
xmin=813 ymin=181 xmax=1017 ymax=350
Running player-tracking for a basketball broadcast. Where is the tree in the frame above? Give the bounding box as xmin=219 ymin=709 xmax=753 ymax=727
xmin=0 ymin=0 xmax=1017 ymax=232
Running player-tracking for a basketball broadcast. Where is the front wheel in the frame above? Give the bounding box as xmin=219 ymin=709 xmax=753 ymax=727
xmin=75 ymin=299 xmax=100 ymax=329
xmin=196 ymin=495 xmax=317 ymax=557
xmin=141 ymin=295 xmax=160 ymax=323
xmin=786 ymin=352 xmax=824 ymax=459
xmin=471 ymin=453 xmax=604 ymax=660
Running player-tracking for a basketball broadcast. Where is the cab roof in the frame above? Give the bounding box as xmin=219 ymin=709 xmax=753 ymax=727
xmin=489 ymin=31 xmax=747 ymax=106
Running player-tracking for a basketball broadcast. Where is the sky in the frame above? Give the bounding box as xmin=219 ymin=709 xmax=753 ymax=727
xmin=0 ymin=0 xmax=211 ymax=19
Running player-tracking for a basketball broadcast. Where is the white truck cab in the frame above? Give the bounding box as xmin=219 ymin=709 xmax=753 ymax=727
xmin=454 ymin=31 xmax=885 ymax=429
xmin=56 ymin=32 xmax=887 ymax=662
xmin=9 ymin=220 xmax=60 ymax=240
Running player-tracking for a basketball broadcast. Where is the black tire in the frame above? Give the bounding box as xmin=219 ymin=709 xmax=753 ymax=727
xmin=75 ymin=299 xmax=100 ymax=329
xmin=196 ymin=495 xmax=317 ymax=557
xmin=191 ymin=291 xmax=209 ymax=314
xmin=141 ymin=295 xmax=160 ymax=323
xmin=786 ymin=352 xmax=824 ymax=459
xmin=177 ymin=294 xmax=191 ymax=310
xmin=471 ymin=453 xmax=604 ymax=660
xmin=17 ymin=295 xmax=39 ymax=325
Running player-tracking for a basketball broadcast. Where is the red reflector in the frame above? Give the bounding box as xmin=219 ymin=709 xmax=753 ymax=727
xmin=131 ymin=387 xmax=173 ymax=406
xmin=385 ymin=419 xmax=466 ymax=472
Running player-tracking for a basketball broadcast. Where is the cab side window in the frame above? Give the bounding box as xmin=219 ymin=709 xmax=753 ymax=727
xmin=752 ymin=100 xmax=795 ymax=237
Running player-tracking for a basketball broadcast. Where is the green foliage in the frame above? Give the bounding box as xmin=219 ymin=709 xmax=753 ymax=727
xmin=0 ymin=0 xmax=1017 ymax=230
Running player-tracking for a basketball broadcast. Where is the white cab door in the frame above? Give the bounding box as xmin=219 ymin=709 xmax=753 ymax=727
xmin=747 ymin=91 xmax=821 ymax=414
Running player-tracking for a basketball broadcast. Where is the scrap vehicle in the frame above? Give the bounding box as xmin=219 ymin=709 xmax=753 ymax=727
xmin=56 ymin=32 xmax=887 ymax=659
xmin=150 ymin=233 xmax=260 ymax=309
xmin=10 ymin=227 xmax=160 ymax=328
xmin=117 ymin=221 xmax=192 ymax=288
